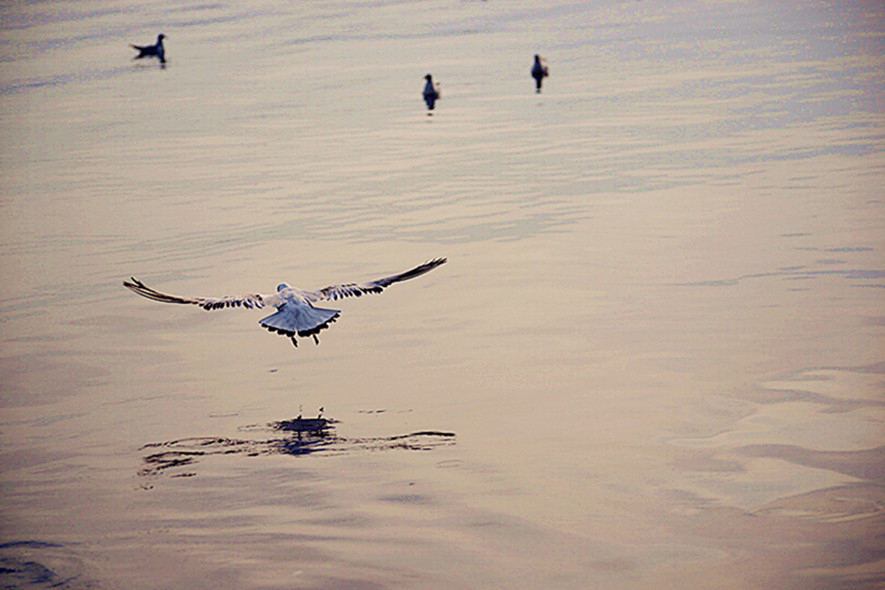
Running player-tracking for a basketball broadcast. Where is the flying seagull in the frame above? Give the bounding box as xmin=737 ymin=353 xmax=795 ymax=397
xmin=123 ymin=258 xmax=446 ymax=347
xmin=131 ymin=34 xmax=166 ymax=63
xmin=531 ymin=54 xmax=548 ymax=92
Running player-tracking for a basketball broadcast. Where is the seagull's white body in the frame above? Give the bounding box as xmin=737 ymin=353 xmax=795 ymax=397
xmin=131 ymin=34 xmax=166 ymax=63
xmin=124 ymin=258 xmax=446 ymax=347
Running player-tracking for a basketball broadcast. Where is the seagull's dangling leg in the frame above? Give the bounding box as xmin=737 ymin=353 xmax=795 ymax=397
xmin=312 ymin=334 xmax=319 ymax=345
xmin=290 ymin=336 xmax=298 ymax=348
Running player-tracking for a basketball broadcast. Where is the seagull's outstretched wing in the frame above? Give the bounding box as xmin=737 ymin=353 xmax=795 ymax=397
xmin=124 ymin=258 xmax=445 ymax=347
xmin=123 ymin=277 xmax=271 ymax=310
xmin=303 ymin=258 xmax=447 ymax=302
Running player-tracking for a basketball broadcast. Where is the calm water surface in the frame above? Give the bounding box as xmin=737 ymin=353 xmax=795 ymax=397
xmin=1 ymin=1 xmax=883 ymax=588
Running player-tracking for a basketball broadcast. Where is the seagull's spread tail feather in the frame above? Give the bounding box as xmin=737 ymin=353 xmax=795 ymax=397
xmin=259 ymin=305 xmax=340 ymax=340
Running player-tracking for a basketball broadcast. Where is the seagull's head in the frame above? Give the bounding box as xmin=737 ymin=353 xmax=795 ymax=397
xmin=424 ymin=74 xmax=433 ymax=81
xmin=277 ymin=283 xmax=291 ymax=292
xmin=158 ymin=34 xmax=166 ymax=42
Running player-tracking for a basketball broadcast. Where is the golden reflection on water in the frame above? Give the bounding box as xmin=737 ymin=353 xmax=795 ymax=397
xmin=1 ymin=0 xmax=883 ymax=588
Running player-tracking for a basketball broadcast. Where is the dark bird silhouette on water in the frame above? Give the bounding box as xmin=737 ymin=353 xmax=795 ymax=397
xmin=123 ymin=258 xmax=447 ymax=347
xmin=131 ymin=34 xmax=166 ymax=64
xmin=531 ymin=54 xmax=548 ymax=92
xmin=423 ymin=74 xmax=440 ymax=110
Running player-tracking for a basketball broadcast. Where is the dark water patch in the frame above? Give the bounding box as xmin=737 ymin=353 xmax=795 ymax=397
xmin=738 ymin=364 xmax=885 ymax=411
xmin=0 ymin=541 xmax=64 ymax=551
xmin=379 ymin=493 xmax=433 ymax=506
xmin=848 ymin=361 xmax=885 ymax=374
xmin=139 ymin=417 xmax=455 ymax=479
xmin=676 ymin=267 xmax=885 ymax=288
xmin=739 ymin=445 xmax=885 ymax=484
xmin=1 ymin=6 xmax=132 ymax=31
xmin=672 ymin=448 xmax=745 ymax=474
xmin=751 ymin=483 xmax=885 ymax=522
xmin=0 ymin=541 xmax=94 ymax=590
xmin=1 ymin=67 xmax=135 ymax=96
xmin=827 ymin=247 xmax=875 ymax=253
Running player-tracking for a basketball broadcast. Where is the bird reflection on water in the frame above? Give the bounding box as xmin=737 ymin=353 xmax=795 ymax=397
xmin=138 ymin=412 xmax=455 ymax=480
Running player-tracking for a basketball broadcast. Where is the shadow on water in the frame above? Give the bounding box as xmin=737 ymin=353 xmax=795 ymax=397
xmin=138 ymin=415 xmax=456 ymax=479
xmin=0 ymin=541 xmax=93 ymax=590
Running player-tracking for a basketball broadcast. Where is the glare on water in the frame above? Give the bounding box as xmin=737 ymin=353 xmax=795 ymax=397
xmin=1 ymin=1 xmax=883 ymax=588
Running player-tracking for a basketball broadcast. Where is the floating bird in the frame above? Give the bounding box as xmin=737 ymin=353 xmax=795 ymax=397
xmin=531 ymin=54 xmax=548 ymax=92
xmin=422 ymin=74 xmax=440 ymax=110
xmin=130 ymin=34 xmax=166 ymax=64
xmin=123 ymin=258 xmax=446 ymax=347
